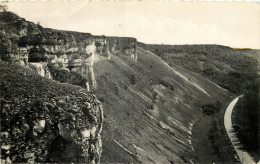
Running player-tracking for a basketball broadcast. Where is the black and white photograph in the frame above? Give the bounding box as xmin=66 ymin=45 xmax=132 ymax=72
xmin=0 ymin=1 xmax=259 ymax=163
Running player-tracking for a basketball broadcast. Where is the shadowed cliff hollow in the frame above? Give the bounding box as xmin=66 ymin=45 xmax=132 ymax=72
xmin=0 ymin=11 xmax=236 ymax=163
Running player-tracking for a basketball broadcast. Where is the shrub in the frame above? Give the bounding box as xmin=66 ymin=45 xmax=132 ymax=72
xmin=202 ymin=102 xmax=221 ymax=116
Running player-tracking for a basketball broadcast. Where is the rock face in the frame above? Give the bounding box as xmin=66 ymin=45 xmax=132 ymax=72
xmin=0 ymin=11 xmax=106 ymax=163
xmin=108 ymin=37 xmax=137 ymax=61
xmin=0 ymin=61 xmax=103 ymax=163
xmin=0 ymin=11 xmax=137 ymax=91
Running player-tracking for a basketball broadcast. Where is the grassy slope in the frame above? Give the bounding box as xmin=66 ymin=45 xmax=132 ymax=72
xmin=93 ymin=47 xmax=230 ymax=163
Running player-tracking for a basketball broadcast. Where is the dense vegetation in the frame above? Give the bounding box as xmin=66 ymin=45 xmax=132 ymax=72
xmin=233 ymin=79 xmax=260 ymax=159
xmin=202 ymin=101 xmax=221 ymax=116
xmin=139 ymin=43 xmax=258 ymax=94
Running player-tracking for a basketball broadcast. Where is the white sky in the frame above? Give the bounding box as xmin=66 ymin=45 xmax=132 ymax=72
xmin=5 ymin=1 xmax=260 ymax=49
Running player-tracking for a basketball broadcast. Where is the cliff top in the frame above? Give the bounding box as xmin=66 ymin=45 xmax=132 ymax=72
xmin=0 ymin=11 xmax=138 ymax=44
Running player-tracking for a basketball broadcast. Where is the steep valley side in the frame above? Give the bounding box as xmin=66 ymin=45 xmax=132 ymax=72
xmin=94 ymin=47 xmax=231 ymax=163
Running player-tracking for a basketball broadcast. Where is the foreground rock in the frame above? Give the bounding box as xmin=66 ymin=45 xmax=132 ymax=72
xmin=0 ymin=61 xmax=103 ymax=163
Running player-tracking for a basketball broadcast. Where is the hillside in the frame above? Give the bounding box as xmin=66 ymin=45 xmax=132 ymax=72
xmin=140 ymin=44 xmax=259 ymax=93
xmin=94 ymin=46 xmax=231 ymax=163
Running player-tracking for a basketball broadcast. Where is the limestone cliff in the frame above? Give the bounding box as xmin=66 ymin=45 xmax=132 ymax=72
xmin=0 ymin=12 xmax=138 ymax=91
xmin=0 ymin=11 xmax=105 ymax=163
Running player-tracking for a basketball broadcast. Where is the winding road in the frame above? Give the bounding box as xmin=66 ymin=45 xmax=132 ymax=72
xmin=224 ymin=95 xmax=256 ymax=164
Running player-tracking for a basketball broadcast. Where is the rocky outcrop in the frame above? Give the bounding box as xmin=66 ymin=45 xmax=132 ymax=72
xmin=0 ymin=61 xmax=103 ymax=163
xmin=108 ymin=37 xmax=137 ymax=61
xmin=0 ymin=11 xmax=138 ymax=91
xmin=29 ymin=62 xmax=52 ymax=78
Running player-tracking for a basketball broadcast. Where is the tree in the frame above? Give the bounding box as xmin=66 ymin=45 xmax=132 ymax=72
xmin=234 ymin=80 xmax=260 ymax=152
